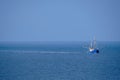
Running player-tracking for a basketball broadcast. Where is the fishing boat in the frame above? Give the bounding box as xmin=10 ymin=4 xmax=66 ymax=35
xmin=89 ymin=37 xmax=99 ymax=54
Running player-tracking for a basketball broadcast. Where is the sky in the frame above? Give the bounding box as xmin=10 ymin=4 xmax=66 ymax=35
xmin=0 ymin=0 xmax=120 ymax=41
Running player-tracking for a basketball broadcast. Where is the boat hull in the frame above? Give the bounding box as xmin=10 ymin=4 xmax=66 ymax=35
xmin=89 ymin=48 xmax=99 ymax=54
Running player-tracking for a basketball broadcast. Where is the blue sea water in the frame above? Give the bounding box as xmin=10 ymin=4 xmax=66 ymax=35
xmin=0 ymin=41 xmax=120 ymax=80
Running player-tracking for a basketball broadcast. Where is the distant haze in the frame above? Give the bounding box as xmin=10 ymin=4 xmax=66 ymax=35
xmin=0 ymin=0 xmax=120 ymax=41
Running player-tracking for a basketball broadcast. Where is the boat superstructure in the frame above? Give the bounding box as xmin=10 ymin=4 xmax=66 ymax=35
xmin=89 ymin=37 xmax=99 ymax=54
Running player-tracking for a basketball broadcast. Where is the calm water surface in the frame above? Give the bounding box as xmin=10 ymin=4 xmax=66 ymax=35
xmin=0 ymin=42 xmax=120 ymax=80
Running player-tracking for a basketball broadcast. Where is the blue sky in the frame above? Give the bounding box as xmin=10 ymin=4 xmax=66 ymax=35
xmin=0 ymin=0 xmax=120 ymax=41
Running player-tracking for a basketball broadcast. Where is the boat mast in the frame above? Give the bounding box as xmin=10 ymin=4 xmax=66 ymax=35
xmin=93 ymin=36 xmax=96 ymax=48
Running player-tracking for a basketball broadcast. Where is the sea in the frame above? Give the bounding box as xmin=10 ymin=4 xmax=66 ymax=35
xmin=0 ymin=41 xmax=120 ymax=80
